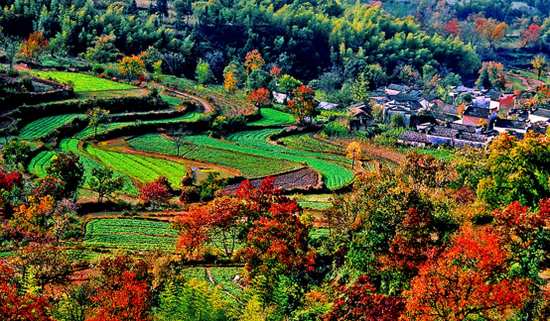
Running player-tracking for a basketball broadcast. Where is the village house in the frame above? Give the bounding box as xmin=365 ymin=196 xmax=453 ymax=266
xmin=529 ymin=108 xmax=550 ymax=123
xmin=347 ymin=102 xmax=374 ymax=131
xmin=462 ymin=106 xmax=496 ymax=126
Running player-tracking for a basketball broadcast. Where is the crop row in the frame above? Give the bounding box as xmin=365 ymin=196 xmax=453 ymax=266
xmin=248 ymin=108 xmax=295 ymax=126
xmin=85 ymin=219 xmax=178 ymax=238
xmin=59 ymin=139 xmax=138 ymax=193
xmin=75 ymin=112 xmax=201 ymax=139
xmin=29 ymin=71 xmax=135 ymax=92
xmin=27 ymin=150 xmax=57 ymax=177
xmin=85 ymin=144 xmax=187 ymax=187
xmin=226 ymin=130 xmax=354 ymax=189
xmin=83 ymin=234 xmax=176 ymax=251
xmin=19 ymin=114 xmax=81 ymax=140
xmin=280 ymin=134 xmax=343 ymax=154
xmin=129 ymin=134 xmax=299 ymax=178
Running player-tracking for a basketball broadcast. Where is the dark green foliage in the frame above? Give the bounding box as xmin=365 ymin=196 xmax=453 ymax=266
xmin=1 ymin=140 xmax=32 ymax=167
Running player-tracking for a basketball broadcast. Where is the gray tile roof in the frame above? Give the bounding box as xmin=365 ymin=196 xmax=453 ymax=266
xmin=399 ymin=131 xmax=428 ymax=143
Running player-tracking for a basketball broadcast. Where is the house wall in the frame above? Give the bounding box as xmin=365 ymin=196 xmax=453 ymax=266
xmin=490 ymin=100 xmax=500 ymax=110
xmin=463 ymin=116 xmax=485 ymax=126
xmin=454 ymin=140 xmax=487 ymax=148
xmin=529 ymin=114 xmax=550 ymax=123
xmin=397 ymin=139 xmax=426 ymax=147
xmin=427 ymin=135 xmax=453 ymax=146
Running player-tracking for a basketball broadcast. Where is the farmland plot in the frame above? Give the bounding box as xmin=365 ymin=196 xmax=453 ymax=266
xmin=248 ymin=108 xmax=295 ymax=126
xmin=83 ymin=218 xmax=177 ymax=251
xmin=129 ymin=134 xmax=300 ymax=178
xmin=29 ymin=71 xmax=135 ymax=92
xmin=19 ymin=114 xmax=81 ymax=140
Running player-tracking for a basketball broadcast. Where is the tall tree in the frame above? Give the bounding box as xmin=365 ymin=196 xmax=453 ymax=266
xmin=224 ymin=71 xmax=238 ymax=93
xmin=475 ymin=61 xmax=506 ymax=91
xmin=88 ymin=168 xmax=124 ymax=203
xmin=532 ymin=54 xmax=547 ymax=80
xmin=18 ymin=31 xmax=48 ymax=62
xmin=195 ymin=60 xmax=214 ymax=85
xmin=345 ymin=141 xmax=362 ymax=169
xmin=119 ymin=55 xmax=146 ymax=81
xmin=285 ymin=86 xmax=319 ymax=125
xmin=402 ymin=227 xmax=531 ymax=321
xmin=85 ymin=107 xmax=110 ymax=138
xmin=45 ymin=152 xmax=84 ymax=197
xmin=244 ymin=49 xmax=265 ymax=75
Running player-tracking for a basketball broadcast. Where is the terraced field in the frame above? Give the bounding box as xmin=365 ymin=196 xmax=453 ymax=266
xmin=85 ymin=144 xmax=188 ymax=187
xmin=75 ymin=112 xmax=201 ymax=139
xmin=19 ymin=114 xmax=81 ymax=140
xmin=29 ymin=71 xmax=135 ymax=92
xmin=129 ymin=134 xmax=300 ymax=178
xmin=185 ymin=132 xmax=355 ymax=190
xmin=28 ymin=150 xmax=57 ymax=177
xmin=248 ymin=108 xmax=295 ymax=126
xmin=83 ymin=218 xmax=177 ymax=251
xmin=59 ymin=139 xmax=138 ymax=193
xmin=280 ymin=133 xmax=343 ymax=154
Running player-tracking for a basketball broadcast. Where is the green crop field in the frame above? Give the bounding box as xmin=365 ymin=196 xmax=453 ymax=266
xmin=29 ymin=71 xmax=135 ymax=92
xmin=28 ymin=150 xmax=57 ymax=177
xmin=248 ymin=108 xmax=295 ymax=126
xmin=83 ymin=219 xmax=177 ymax=251
xmin=129 ymin=134 xmax=299 ymax=178
xmin=86 ymin=144 xmax=188 ymax=187
xmin=59 ymin=139 xmax=138 ymax=193
xmin=280 ymin=134 xmax=343 ymax=154
xmin=185 ymin=132 xmax=354 ymax=189
xmin=75 ymin=112 xmax=201 ymax=139
xmin=19 ymin=114 xmax=81 ymax=140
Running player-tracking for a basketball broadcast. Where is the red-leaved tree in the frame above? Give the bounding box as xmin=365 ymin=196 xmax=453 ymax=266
xmin=247 ymin=88 xmax=271 ymax=110
xmin=236 ymin=201 xmax=313 ymax=286
xmin=401 ymin=227 xmax=532 ymax=321
xmin=139 ymin=177 xmax=172 ymax=207
xmin=322 ymin=275 xmax=405 ymax=321
xmin=87 ymin=271 xmax=151 ymax=321
xmin=0 ymin=260 xmax=52 ymax=320
xmin=521 ymin=23 xmax=542 ymax=48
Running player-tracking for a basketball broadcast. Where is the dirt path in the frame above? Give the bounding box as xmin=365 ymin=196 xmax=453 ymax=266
xmin=164 ymin=88 xmax=214 ymax=113
xmin=205 ymin=267 xmax=243 ymax=302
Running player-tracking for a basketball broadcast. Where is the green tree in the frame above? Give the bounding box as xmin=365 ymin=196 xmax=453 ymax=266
xmin=88 ymin=168 xmax=124 ymax=203
xmin=85 ymin=34 xmax=121 ymax=63
xmin=1 ymin=140 xmax=32 ymax=167
xmin=85 ymin=108 xmax=110 ymax=138
xmin=246 ymin=70 xmax=272 ymax=91
xmin=349 ymin=72 xmax=370 ymax=104
xmin=476 ymin=61 xmax=506 ymax=91
xmin=195 ymin=60 xmax=214 ymax=85
xmin=278 ymin=74 xmax=303 ymax=97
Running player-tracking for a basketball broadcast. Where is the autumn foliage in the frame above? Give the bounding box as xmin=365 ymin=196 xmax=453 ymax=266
xmin=285 ymin=85 xmax=319 ymax=124
xmin=19 ymin=31 xmax=49 ymax=62
xmin=247 ymin=88 xmax=271 ymax=109
xmin=402 ymin=227 xmax=531 ymax=321
xmin=521 ymin=23 xmax=542 ymax=47
xmin=0 ymin=261 xmax=52 ymax=321
xmin=244 ymin=49 xmax=265 ymax=74
xmin=323 ymin=275 xmax=405 ymax=321
xmin=139 ymin=176 xmax=172 ymax=206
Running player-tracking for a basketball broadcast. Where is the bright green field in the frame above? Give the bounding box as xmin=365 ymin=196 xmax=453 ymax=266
xmin=75 ymin=112 xmax=201 ymax=139
xmin=129 ymin=134 xmax=300 ymax=178
xmin=85 ymin=144 xmax=187 ymax=187
xmin=28 ymin=71 xmax=135 ymax=92
xmin=19 ymin=114 xmax=81 ymax=140
xmin=248 ymin=108 xmax=295 ymax=126
xmin=27 ymin=140 xmax=139 ymax=194
xmin=83 ymin=218 xmax=177 ymax=251
xmin=59 ymin=139 xmax=138 ymax=193
xmin=185 ymin=132 xmax=354 ymax=190
xmin=280 ymin=134 xmax=343 ymax=154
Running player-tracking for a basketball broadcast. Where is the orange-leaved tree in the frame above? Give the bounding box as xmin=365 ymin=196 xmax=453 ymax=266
xmin=19 ymin=31 xmax=48 ymax=62
xmin=244 ymin=49 xmax=265 ymax=74
xmin=285 ymin=85 xmax=319 ymax=125
xmin=247 ymin=88 xmax=270 ymax=110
